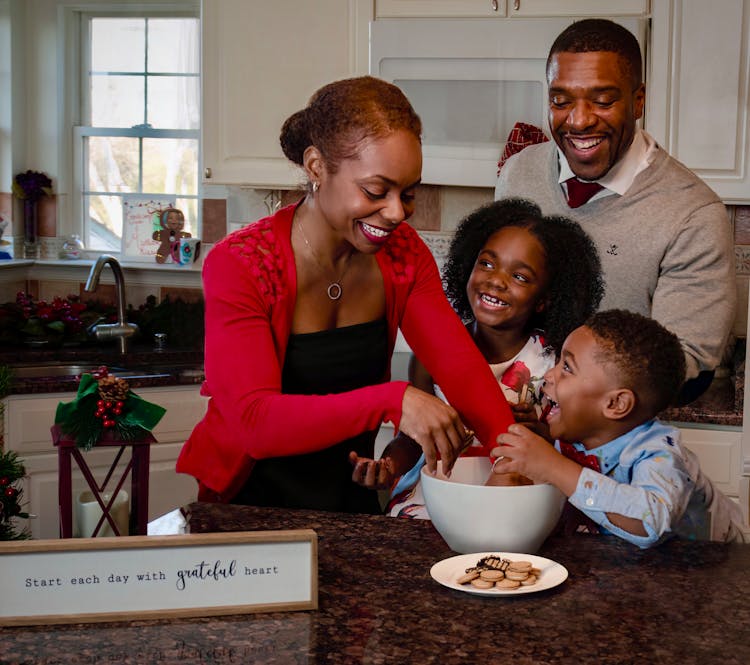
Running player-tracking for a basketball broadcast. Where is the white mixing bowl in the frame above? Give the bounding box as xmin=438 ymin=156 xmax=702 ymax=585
xmin=421 ymin=456 xmax=566 ymax=554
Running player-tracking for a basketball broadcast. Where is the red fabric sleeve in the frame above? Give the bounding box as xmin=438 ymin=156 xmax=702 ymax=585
xmin=399 ymin=240 xmax=515 ymax=455
xmin=201 ymin=244 xmax=407 ymax=461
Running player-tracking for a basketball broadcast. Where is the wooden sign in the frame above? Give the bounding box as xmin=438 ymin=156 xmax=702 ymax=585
xmin=0 ymin=530 xmax=317 ymax=626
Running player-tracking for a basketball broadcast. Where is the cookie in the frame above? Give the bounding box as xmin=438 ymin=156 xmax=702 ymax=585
xmin=479 ymin=569 xmax=505 ymax=582
xmin=477 ymin=555 xmax=509 ymax=571
xmin=508 ymin=561 xmax=532 ymax=572
xmin=505 ymin=569 xmax=530 ymax=581
xmin=454 ymin=555 xmax=543 ymax=592
xmin=457 ymin=570 xmax=479 ymax=585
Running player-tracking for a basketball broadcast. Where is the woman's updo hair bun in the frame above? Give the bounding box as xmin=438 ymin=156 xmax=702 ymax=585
xmin=279 ymin=108 xmax=312 ymax=166
xmin=278 ymin=75 xmax=421 ymax=175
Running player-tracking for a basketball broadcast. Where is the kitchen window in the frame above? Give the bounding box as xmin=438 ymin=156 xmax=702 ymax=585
xmin=72 ymin=10 xmax=199 ymax=252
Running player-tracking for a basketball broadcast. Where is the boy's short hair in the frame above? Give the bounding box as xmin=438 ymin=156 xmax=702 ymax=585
xmin=586 ymin=310 xmax=686 ymax=416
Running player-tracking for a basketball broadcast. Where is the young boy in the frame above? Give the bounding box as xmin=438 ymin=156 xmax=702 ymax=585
xmin=492 ymin=309 xmax=744 ymax=548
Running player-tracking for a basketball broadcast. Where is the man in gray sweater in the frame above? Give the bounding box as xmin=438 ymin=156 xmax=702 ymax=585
xmin=495 ymin=19 xmax=735 ymax=404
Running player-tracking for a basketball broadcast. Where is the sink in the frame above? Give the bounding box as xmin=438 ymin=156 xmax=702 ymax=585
xmin=10 ymin=364 xmax=118 ymax=379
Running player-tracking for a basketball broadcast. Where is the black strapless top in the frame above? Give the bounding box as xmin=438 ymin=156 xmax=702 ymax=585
xmin=232 ymin=318 xmax=388 ymax=514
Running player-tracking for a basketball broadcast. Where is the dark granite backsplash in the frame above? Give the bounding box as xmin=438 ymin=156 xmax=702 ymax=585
xmin=660 ymin=338 xmax=745 ymax=427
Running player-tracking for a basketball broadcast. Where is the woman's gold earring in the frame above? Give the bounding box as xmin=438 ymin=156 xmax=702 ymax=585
xmin=312 ymin=181 xmax=319 ymax=193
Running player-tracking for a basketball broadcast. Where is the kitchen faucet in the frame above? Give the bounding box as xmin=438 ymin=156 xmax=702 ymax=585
xmin=84 ymin=254 xmax=139 ymax=354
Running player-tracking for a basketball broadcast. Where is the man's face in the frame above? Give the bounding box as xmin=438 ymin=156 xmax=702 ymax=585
xmin=547 ymin=51 xmax=645 ymax=181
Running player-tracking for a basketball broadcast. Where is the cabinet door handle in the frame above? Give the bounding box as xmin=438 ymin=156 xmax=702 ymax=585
xmin=514 ymin=0 xmax=520 ymax=9
xmin=204 ymin=167 xmax=212 ymax=179
xmin=491 ymin=0 xmax=499 ymax=11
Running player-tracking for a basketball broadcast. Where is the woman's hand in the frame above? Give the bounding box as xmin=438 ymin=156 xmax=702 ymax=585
xmin=398 ymin=385 xmax=469 ymax=476
xmin=349 ymin=452 xmax=397 ymax=490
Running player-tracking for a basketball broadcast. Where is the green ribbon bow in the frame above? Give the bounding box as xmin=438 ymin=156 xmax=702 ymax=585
xmin=55 ymin=374 xmax=166 ymax=450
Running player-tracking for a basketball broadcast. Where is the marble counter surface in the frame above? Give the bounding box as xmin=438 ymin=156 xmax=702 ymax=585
xmin=2 ymin=503 xmax=749 ymax=664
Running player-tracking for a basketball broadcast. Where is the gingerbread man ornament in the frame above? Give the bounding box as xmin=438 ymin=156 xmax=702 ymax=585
xmin=153 ymin=208 xmax=190 ymax=264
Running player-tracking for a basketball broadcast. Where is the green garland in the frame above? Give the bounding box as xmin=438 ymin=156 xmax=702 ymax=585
xmin=0 ymin=450 xmax=30 ymax=540
xmin=55 ymin=374 xmax=166 ymax=451
xmin=0 ymin=364 xmax=29 ymax=540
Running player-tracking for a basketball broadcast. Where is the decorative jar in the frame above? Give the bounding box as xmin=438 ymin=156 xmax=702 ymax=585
xmin=59 ymin=235 xmax=85 ymax=260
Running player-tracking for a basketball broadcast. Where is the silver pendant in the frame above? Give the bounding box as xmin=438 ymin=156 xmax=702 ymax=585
xmin=327 ymin=282 xmax=343 ymax=300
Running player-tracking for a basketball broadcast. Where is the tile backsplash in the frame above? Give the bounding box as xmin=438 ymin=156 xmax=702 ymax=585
xmin=1 ymin=183 xmax=748 ymax=334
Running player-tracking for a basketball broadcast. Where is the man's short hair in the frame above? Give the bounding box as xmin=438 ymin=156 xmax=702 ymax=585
xmin=586 ymin=310 xmax=686 ymax=416
xmin=547 ymin=18 xmax=643 ymax=88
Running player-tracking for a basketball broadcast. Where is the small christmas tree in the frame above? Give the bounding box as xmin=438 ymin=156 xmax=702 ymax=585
xmin=0 ymin=450 xmax=30 ymax=540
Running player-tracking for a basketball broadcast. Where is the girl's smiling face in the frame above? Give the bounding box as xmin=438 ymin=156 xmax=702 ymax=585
xmin=467 ymin=225 xmax=549 ymax=334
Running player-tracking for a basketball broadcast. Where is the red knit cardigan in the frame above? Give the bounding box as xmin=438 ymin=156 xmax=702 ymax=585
xmin=176 ymin=203 xmax=514 ymax=499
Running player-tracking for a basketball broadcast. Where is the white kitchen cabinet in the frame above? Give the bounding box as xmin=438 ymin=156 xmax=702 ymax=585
xmin=376 ymin=0 xmax=507 ymax=16
xmin=647 ymin=0 xmax=750 ymax=203
xmin=668 ymin=424 xmax=743 ymax=499
xmin=201 ymin=0 xmax=373 ymax=187
xmin=376 ymin=0 xmax=648 ymax=18
xmin=4 ymin=385 xmax=207 ymax=540
xmin=371 ymin=16 xmax=646 ymax=187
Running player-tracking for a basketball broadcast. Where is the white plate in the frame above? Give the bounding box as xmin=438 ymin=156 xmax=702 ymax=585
xmin=430 ymin=551 xmax=568 ymax=596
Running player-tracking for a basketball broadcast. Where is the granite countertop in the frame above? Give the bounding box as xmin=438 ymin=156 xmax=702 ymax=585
xmin=660 ymin=339 xmax=745 ymax=428
xmin=1 ymin=341 xmax=744 ymax=427
xmin=660 ymin=374 xmax=742 ymax=427
xmin=0 ymin=346 xmax=205 ymax=394
xmin=2 ymin=503 xmax=749 ymax=664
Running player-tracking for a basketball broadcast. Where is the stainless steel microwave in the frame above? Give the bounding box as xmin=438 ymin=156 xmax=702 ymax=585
xmin=370 ymin=18 xmax=646 ymax=187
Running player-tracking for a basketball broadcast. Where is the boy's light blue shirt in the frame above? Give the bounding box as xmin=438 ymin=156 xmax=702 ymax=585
xmin=562 ymin=419 xmax=742 ymax=548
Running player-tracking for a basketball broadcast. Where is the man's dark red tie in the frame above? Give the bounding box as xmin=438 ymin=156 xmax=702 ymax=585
xmin=565 ymin=178 xmax=604 ymax=208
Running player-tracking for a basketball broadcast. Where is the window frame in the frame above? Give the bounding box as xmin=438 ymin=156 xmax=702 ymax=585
xmin=63 ymin=2 xmax=200 ymax=255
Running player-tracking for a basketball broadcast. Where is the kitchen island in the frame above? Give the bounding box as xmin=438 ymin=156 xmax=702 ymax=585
xmin=2 ymin=503 xmax=749 ymax=664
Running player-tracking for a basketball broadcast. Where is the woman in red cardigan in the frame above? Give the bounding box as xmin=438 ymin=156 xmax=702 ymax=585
xmin=177 ymin=76 xmax=514 ymax=512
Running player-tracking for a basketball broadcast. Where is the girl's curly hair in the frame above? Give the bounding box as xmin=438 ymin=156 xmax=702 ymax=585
xmin=442 ymin=197 xmax=605 ymax=354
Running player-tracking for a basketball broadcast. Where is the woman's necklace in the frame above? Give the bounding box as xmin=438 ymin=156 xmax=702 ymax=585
xmin=297 ymin=219 xmax=352 ymax=301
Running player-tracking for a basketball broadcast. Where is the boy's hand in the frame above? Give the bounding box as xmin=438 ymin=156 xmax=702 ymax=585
xmin=510 ymin=401 xmax=551 ymax=440
xmin=492 ymin=424 xmax=562 ymax=485
xmin=349 ymin=452 xmax=397 ymax=490
xmin=492 ymin=424 xmax=582 ymax=497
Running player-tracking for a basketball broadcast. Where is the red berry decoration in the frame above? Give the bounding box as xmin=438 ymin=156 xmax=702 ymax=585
xmin=4 ymin=486 xmax=17 ymax=498
xmin=0 ymin=477 xmax=9 ymax=487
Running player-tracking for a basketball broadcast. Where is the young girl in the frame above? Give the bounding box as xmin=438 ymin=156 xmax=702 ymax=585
xmin=350 ymin=198 xmax=604 ymax=517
